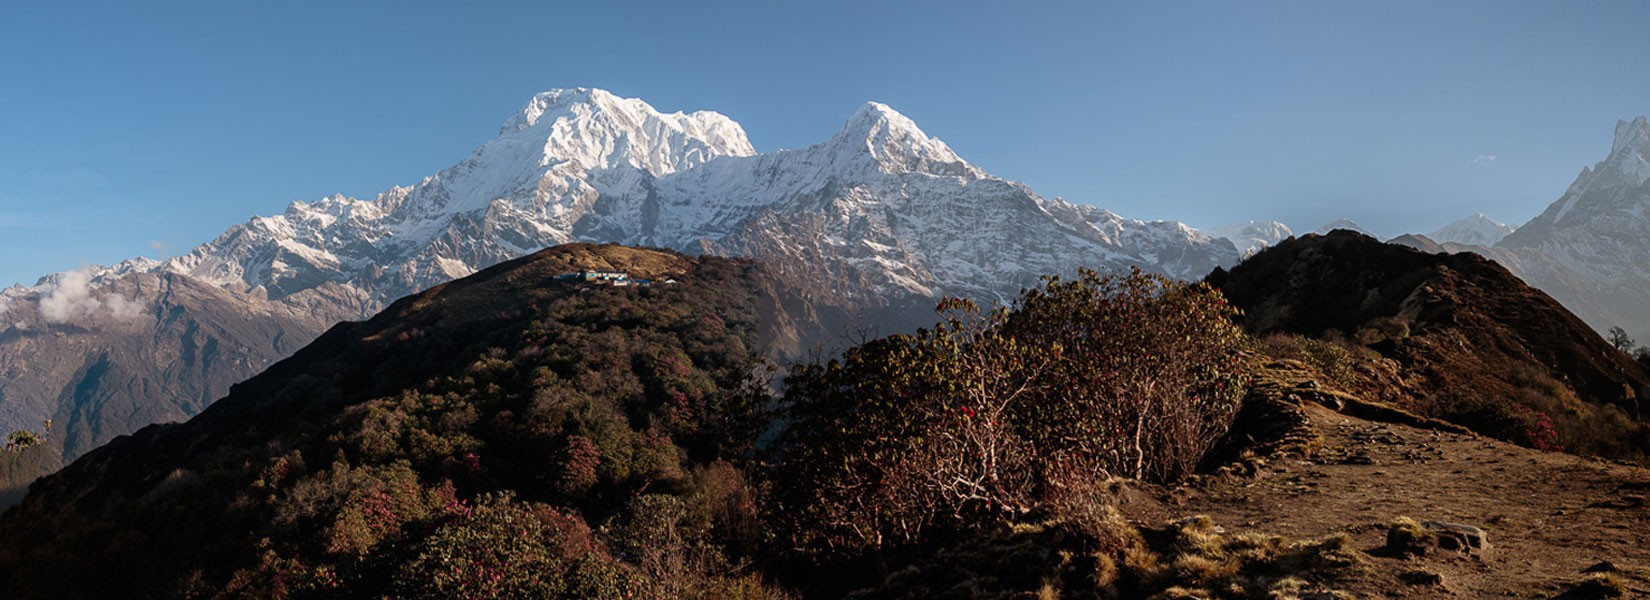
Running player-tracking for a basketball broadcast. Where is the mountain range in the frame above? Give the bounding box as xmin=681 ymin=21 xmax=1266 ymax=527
xmin=1 ymin=89 xmax=1647 ymax=495
xmin=4 ymin=235 xmax=1647 ymax=598
xmin=103 ymin=88 xmax=1248 ymax=306
xmin=0 ymin=89 xmax=1263 ymax=485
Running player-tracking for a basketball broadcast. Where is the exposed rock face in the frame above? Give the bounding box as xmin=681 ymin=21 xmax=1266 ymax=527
xmin=1421 ymin=521 xmax=1489 ymax=554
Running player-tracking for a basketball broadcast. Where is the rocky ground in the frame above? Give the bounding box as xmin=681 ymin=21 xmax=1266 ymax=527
xmin=1120 ymin=364 xmax=1650 ymax=598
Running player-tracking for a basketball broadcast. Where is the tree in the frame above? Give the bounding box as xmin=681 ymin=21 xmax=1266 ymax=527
xmin=1608 ymin=326 xmax=1636 ymax=353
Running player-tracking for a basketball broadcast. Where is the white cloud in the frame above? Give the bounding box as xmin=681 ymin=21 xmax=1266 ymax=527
xmin=37 ymin=269 xmax=145 ymax=324
xmin=149 ymin=240 xmax=166 ymax=252
xmin=1470 ymin=154 xmax=1497 ymax=164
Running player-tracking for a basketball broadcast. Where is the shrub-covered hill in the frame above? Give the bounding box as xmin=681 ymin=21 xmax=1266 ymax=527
xmin=0 ymin=243 xmax=791 ymax=598
xmin=2 ymin=244 xmax=1356 ymax=599
xmin=1208 ymin=230 xmax=1650 ymax=461
xmin=28 ymin=235 xmax=1646 ymax=599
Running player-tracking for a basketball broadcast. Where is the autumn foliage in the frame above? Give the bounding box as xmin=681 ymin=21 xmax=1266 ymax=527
xmin=771 ymin=268 xmax=1249 ymax=559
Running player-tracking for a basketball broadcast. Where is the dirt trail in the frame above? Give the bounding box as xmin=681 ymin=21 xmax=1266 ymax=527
xmin=1123 ymin=401 xmax=1650 ymax=597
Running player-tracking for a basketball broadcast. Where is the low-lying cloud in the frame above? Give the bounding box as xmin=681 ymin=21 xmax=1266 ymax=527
xmin=37 ymin=269 xmax=145 ymax=323
xmin=1470 ymin=154 xmax=1497 ymax=164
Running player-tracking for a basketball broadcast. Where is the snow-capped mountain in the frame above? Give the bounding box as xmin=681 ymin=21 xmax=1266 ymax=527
xmin=1315 ymin=218 xmax=1377 ymax=238
xmin=160 ymin=88 xmax=758 ymax=302
xmin=1428 ymin=213 xmax=1515 ymax=246
xmin=1197 ymin=220 xmax=1294 ymax=257
xmin=0 ymin=88 xmax=1244 ymax=476
xmin=151 ymin=88 xmax=1239 ymax=306
xmin=1490 ymin=116 xmax=1650 ymax=343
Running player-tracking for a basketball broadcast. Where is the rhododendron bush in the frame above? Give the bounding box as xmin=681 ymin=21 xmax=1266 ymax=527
xmin=770 ymin=268 xmax=1249 ymax=557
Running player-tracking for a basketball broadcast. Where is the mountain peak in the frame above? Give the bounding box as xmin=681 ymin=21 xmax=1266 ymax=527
xmin=1595 ymin=115 xmax=1650 ymax=190
xmin=827 ymin=101 xmax=978 ymax=177
xmin=501 ymin=87 xmax=622 ymax=132
xmin=845 ymin=101 xmax=908 ymax=126
xmin=1315 ymin=218 xmax=1376 ymax=238
xmin=1612 ymin=115 xmax=1650 ymax=156
xmin=1427 ymin=213 xmax=1514 ymax=246
xmin=483 ymin=88 xmax=754 ymax=179
xmin=1196 ymin=220 xmax=1294 ymax=258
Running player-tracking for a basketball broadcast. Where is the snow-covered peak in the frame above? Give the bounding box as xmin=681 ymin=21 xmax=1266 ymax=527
xmin=501 ymin=88 xmax=608 ymax=132
xmin=1197 ymin=220 xmax=1294 ymax=257
xmin=493 ymin=87 xmax=755 ymax=176
xmin=1532 ymin=116 xmax=1650 ymax=226
xmin=1316 ymin=219 xmax=1376 ymax=238
xmin=1427 ymin=213 xmax=1515 ymax=246
xmin=825 ymin=102 xmax=980 ymax=177
xmin=142 ymin=89 xmax=1242 ymax=307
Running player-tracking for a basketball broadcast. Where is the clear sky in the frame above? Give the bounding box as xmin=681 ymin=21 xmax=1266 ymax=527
xmin=3 ymin=0 xmax=1648 ymax=287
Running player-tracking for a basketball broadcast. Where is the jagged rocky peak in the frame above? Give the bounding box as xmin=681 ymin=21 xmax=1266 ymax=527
xmin=1611 ymin=115 xmax=1650 ymax=157
xmin=1506 ymin=115 xmax=1650 ymax=233
xmin=825 ymin=101 xmax=982 ymax=178
xmin=1600 ymin=115 xmax=1650 ymax=188
xmin=494 ymin=87 xmax=756 ymax=176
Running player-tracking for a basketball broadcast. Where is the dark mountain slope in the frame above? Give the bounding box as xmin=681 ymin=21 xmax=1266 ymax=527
xmin=1209 ymin=230 xmax=1650 ymax=458
xmin=0 ymin=243 xmax=792 ymax=598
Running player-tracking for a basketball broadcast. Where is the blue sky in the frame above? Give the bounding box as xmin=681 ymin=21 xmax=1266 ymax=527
xmin=2 ymin=0 xmax=1648 ymax=286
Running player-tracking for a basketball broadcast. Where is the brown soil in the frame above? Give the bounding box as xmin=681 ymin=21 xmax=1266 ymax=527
xmin=1122 ymin=398 xmax=1650 ymax=598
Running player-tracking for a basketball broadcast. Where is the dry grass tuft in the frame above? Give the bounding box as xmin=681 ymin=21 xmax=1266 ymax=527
xmin=1382 ymin=516 xmax=1434 ymax=557
xmin=1566 ymin=573 xmax=1628 ymax=598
